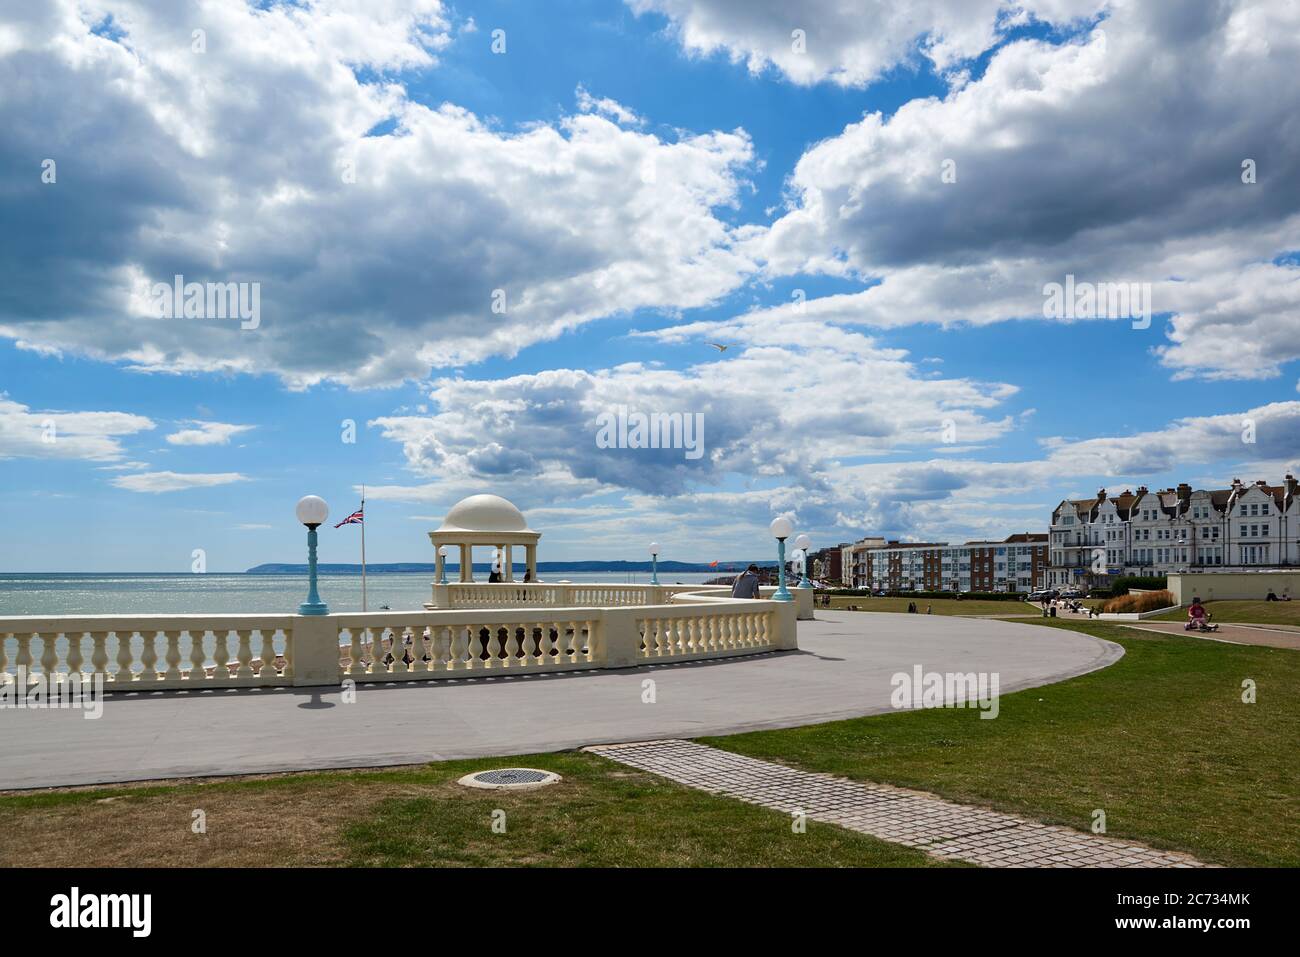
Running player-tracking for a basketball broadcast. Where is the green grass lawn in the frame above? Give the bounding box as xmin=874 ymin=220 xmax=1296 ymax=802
xmin=704 ymin=618 xmax=1299 ymax=867
xmin=0 ymin=752 xmax=954 ymax=868
xmin=1146 ymin=599 xmax=1300 ymax=627
xmin=821 ymin=595 xmax=1037 ymax=616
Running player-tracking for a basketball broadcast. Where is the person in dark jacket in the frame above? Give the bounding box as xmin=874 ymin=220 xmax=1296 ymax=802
xmin=731 ymin=564 xmax=761 ymax=599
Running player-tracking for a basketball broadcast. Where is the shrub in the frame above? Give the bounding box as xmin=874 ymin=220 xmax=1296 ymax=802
xmin=1109 ymin=575 xmax=1168 ymax=597
xmin=1102 ymin=590 xmax=1174 ymax=614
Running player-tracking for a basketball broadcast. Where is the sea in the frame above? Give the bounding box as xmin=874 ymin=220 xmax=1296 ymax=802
xmin=0 ymin=571 xmax=725 ymax=617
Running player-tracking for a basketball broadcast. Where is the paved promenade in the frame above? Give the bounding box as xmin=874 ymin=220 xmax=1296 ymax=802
xmin=1123 ymin=620 xmax=1300 ymax=650
xmin=0 ymin=612 xmax=1121 ymax=790
xmin=589 ymin=740 xmax=1207 ymax=867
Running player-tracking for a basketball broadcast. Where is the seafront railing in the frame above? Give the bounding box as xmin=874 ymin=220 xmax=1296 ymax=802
xmin=441 ymin=582 xmax=663 ymax=609
xmin=0 ymin=590 xmax=797 ymax=692
xmin=430 ymin=581 xmax=813 ymax=618
xmin=0 ymin=615 xmax=294 ymax=690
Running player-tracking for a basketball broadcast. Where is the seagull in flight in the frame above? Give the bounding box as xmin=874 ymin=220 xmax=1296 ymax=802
xmin=706 ymin=342 xmax=729 ymax=352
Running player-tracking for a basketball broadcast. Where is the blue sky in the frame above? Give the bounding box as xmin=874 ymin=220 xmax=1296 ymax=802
xmin=2 ymin=0 xmax=1299 ymax=571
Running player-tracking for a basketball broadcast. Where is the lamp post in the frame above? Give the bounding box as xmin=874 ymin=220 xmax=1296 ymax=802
xmin=794 ymin=534 xmax=812 ymax=588
xmin=649 ymin=542 xmax=661 ymax=585
xmin=296 ymin=495 xmax=329 ymax=616
xmin=770 ymin=516 xmax=793 ymax=601
xmin=437 ymin=546 xmax=448 ymax=584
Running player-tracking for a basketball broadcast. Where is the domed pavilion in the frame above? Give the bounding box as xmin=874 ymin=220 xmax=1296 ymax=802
xmin=428 ymin=494 xmax=540 ymax=582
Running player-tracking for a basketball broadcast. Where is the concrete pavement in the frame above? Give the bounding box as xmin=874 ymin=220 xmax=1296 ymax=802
xmin=0 ymin=612 xmax=1122 ymax=790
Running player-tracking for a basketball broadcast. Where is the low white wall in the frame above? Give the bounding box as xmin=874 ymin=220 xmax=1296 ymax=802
xmin=0 ymin=590 xmax=798 ymax=694
xmin=1098 ymin=605 xmax=1180 ymax=621
xmin=431 ymin=580 xmax=816 ymax=619
xmin=1168 ymin=572 xmax=1300 ymax=604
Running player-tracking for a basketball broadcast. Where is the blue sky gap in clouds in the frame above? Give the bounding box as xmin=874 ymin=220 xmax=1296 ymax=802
xmin=1 ymin=0 xmax=1298 ymax=571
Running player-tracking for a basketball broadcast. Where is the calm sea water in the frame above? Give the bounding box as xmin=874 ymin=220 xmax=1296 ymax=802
xmin=0 ymin=571 xmax=724 ymax=617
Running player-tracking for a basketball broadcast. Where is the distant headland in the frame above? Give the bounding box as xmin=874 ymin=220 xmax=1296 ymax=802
xmin=245 ymin=560 xmax=775 ymax=575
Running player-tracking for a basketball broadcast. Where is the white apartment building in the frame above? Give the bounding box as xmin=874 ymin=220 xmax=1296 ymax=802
xmin=1047 ymin=476 xmax=1300 ymax=588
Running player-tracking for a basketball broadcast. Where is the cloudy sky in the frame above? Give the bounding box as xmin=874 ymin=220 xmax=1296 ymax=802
xmin=2 ymin=0 xmax=1298 ymax=572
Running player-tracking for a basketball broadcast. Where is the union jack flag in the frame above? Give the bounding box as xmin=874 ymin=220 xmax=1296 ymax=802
xmin=334 ymin=507 xmax=364 ymax=528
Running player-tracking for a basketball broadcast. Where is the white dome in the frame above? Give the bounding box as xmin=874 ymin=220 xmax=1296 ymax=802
xmin=437 ymin=494 xmax=531 ymax=533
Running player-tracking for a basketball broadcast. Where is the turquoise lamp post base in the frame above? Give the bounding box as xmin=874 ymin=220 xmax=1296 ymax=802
xmin=299 ymin=526 xmax=329 ymax=616
xmin=773 ymin=539 xmax=793 ymax=601
xmin=650 ymin=555 xmax=659 ymax=585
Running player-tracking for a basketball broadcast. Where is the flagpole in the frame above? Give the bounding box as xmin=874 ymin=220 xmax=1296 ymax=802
xmin=360 ymin=485 xmax=367 ymax=613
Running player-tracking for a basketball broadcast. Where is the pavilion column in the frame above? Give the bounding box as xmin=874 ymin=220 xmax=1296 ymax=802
xmin=504 ymin=544 xmax=514 ymax=582
xmin=460 ymin=543 xmax=473 ymax=582
xmin=526 ymin=544 xmax=537 ymax=581
xmin=434 ymin=547 xmax=444 ymax=584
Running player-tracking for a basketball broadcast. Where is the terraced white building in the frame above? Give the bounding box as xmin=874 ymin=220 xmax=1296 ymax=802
xmin=1047 ymin=476 xmax=1300 ymax=588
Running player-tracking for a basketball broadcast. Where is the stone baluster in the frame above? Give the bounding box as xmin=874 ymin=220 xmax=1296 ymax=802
xmin=163 ymin=631 xmax=183 ymax=681
xmin=188 ymin=631 xmax=208 ymax=681
xmin=140 ymin=630 xmax=160 ymax=682
xmin=15 ymin=634 xmax=33 ymax=686
xmin=425 ymin=626 xmax=443 ymax=672
xmin=504 ymin=624 xmax=520 ymax=666
xmin=40 ymin=632 xmax=59 ymax=682
xmin=413 ymin=626 xmax=431 ymax=672
xmin=0 ymin=633 xmax=8 ymax=684
xmin=448 ymin=625 xmax=465 ymax=671
xmin=212 ymin=629 xmax=231 ymax=680
xmin=90 ymin=632 xmax=109 ymax=681
xmin=387 ymin=624 xmax=403 ymax=676
xmin=234 ymin=630 xmax=254 ymax=679
xmin=282 ymin=628 xmax=294 ymax=679
xmin=114 ymin=630 xmax=135 ymax=684
xmin=347 ymin=629 xmax=363 ymax=675
xmin=258 ymin=630 xmax=278 ymax=682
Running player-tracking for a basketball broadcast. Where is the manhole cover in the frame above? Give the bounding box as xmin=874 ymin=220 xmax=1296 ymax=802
xmin=457 ymin=768 xmax=561 ymax=790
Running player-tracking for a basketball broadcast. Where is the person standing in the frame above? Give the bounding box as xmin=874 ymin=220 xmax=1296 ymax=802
xmin=731 ymin=564 xmax=761 ymax=599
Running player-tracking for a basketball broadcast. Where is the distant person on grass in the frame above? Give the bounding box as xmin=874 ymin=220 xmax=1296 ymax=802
xmin=731 ymin=564 xmax=761 ymax=599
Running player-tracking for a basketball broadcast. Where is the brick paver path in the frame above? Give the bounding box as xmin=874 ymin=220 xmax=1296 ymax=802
xmin=587 ymin=739 xmax=1208 ymax=868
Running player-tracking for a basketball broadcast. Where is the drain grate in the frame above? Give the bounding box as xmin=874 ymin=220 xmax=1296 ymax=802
xmin=457 ymin=768 xmax=561 ymax=790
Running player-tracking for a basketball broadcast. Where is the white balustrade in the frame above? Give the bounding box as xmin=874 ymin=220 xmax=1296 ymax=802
xmin=636 ymin=604 xmax=775 ymax=661
xmin=1 ymin=587 xmax=794 ymax=694
xmin=332 ymin=610 xmax=602 ymax=681
xmin=0 ymin=616 xmax=294 ymax=690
